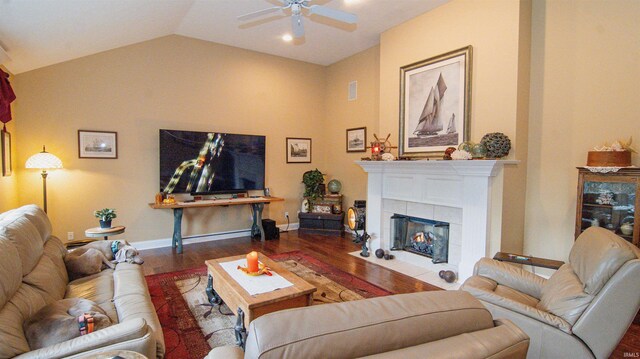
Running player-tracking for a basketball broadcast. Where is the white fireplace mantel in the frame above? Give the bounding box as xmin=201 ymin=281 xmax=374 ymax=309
xmin=356 ymin=159 xmax=518 ymax=282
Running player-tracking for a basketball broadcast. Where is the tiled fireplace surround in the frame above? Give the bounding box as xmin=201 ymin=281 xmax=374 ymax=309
xmin=356 ymin=160 xmax=517 ymax=287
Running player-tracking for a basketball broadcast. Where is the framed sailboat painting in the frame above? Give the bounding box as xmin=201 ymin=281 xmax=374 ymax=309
xmin=399 ymin=46 xmax=472 ymax=158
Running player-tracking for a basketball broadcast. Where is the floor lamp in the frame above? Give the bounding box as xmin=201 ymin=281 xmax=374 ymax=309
xmin=25 ymin=145 xmax=63 ymax=213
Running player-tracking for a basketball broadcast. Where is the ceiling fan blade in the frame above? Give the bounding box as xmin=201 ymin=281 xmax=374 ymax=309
xmin=308 ymin=5 xmax=357 ymax=24
xmin=292 ymin=14 xmax=305 ymax=38
xmin=237 ymin=7 xmax=283 ymax=21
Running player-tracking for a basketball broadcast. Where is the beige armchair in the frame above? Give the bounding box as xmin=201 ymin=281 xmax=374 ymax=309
xmin=461 ymin=227 xmax=640 ymax=359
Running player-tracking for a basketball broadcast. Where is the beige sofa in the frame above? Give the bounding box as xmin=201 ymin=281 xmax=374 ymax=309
xmin=461 ymin=227 xmax=640 ymax=359
xmin=207 ymin=290 xmax=530 ymax=359
xmin=0 ymin=205 xmax=164 ymax=359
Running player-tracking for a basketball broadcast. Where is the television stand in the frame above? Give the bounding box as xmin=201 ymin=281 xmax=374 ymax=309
xmin=149 ymin=196 xmax=284 ymax=253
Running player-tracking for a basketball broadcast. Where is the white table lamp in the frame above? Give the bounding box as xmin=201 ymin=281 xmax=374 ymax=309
xmin=25 ymin=145 xmax=63 ymax=213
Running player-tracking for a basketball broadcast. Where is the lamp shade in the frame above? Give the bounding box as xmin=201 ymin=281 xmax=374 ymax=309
xmin=25 ymin=146 xmax=63 ymax=169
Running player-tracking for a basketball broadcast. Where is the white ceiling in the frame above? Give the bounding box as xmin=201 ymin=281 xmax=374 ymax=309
xmin=0 ymin=0 xmax=449 ymax=74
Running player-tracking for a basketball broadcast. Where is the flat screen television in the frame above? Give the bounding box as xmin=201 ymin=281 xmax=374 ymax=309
xmin=159 ymin=129 xmax=265 ymax=194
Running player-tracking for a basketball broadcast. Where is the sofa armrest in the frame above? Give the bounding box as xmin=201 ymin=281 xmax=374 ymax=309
xmin=15 ymin=318 xmax=155 ymax=359
xmin=462 ymin=282 xmax=573 ymax=333
xmin=473 ymin=258 xmax=547 ymax=298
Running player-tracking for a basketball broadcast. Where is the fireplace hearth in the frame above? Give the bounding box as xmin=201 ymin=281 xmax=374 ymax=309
xmin=391 ymin=214 xmax=449 ymax=263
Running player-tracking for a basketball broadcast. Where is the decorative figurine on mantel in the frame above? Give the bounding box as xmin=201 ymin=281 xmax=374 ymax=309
xmin=366 ymin=133 xmax=397 ymax=161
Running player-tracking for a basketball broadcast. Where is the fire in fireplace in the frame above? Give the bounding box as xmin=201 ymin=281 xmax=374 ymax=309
xmin=390 ymin=214 xmax=449 ymax=263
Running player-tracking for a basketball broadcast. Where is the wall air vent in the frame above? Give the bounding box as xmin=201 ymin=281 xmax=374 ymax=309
xmin=348 ymin=81 xmax=357 ymax=101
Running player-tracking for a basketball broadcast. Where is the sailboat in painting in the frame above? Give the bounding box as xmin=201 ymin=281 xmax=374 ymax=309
xmin=446 ymin=114 xmax=456 ymax=134
xmin=413 ymin=73 xmax=448 ymax=136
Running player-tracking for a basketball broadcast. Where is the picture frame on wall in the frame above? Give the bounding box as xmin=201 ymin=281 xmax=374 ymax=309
xmin=1 ymin=129 xmax=11 ymax=176
xmin=78 ymin=130 xmax=118 ymax=159
xmin=346 ymin=127 xmax=367 ymax=152
xmin=399 ymin=46 xmax=472 ymax=158
xmin=286 ymin=137 xmax=311 ymax=163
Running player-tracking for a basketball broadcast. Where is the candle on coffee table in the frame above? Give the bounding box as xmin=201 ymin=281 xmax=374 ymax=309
xmin=246 ymin=251 xmax=259 ymax=273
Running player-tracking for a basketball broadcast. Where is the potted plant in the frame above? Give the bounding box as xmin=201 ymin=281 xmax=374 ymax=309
xmin=94 ymin=208 xmax=117 ymax=229
xmin=302 ymin=169 xmax=324 ymax=212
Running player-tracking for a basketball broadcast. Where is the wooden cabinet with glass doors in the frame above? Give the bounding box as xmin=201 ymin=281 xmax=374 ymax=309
xmin=575 ymin=167 xmax=639 ymax=246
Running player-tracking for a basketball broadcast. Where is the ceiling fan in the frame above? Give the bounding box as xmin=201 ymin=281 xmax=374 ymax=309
xmin=237 ymin=0 xmax=358 ymax=38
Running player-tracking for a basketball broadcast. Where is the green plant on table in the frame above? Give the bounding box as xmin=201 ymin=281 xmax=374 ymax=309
xmin=302 ymin=169 xmax=324 ymax=201
xmin=94 ymin=208 xmax=117 ymax=221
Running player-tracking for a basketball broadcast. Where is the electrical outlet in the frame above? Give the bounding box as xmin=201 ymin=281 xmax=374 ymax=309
xmin=67 ymin=232 xmax=74 ymax=240
xmin=284 ymin=212 xmax=289 ymax=218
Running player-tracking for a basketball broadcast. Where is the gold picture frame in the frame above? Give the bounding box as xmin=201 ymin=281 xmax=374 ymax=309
xmin=1 ymin=129 xmax=11 ymax=176
xmin=399 ymin=46 xmax=472 ymax=158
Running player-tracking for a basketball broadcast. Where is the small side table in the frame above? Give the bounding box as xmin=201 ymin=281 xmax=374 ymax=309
xmin=85 ymin=225 xmax=126 ymax=241
xmin=493 ymin=252 xmax=564 ymax=270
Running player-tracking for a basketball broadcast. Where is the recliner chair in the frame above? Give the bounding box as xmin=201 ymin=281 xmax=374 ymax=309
xmin=461 ymin=227 xmax=640 ymax=358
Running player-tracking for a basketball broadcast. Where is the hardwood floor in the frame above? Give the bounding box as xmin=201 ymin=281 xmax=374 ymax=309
xmin=139 ymin=230 xmax=639 ymax=358
xmin=141 ymin=230 xmax=439 ymax=294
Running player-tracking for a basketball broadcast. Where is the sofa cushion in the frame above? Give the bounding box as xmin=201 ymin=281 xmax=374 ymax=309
xmin=569 ymin=227 xmax=635 ymax=295
xmin=23 ymin=298 xmax=113 ymax=350
xmin=537 ymin=263 xmax=593 ymax=325
xmin=0 ymin=284 xmax=50 ymax=357
xmin=0 ymin=237 xmax=22 ymax=309
xmin=0 ymin=216 xmax=45 ymax=276
xmin=113 ymin=262 xmax=165 ymax=358
xmin=22 ymin=238 xmax=69 ymax=303
xmin=66 ymin=269 xmax=118 ymax=324
xmin=18 ymin=205 xmax=52 ymax=242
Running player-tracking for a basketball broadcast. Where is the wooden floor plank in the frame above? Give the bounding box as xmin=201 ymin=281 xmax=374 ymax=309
xmin=139 ymin=230 xmax=639 ymax=358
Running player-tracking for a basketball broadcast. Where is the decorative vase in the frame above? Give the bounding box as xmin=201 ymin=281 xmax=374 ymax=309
xmin=99 ymin=220 xmax=112 ymax=229
xmin=301 ymin=199 xmax=309 ymax=213
xmin=620 ymin=223 xmax=634 ymax=236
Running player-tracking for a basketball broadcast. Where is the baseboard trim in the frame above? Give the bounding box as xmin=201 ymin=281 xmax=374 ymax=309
xmin=134 ymin=222 xmax=299 ymax=251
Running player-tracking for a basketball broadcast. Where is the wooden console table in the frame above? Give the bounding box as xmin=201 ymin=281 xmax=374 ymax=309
xmin=149 ymin=196 xmax=284 ymax=253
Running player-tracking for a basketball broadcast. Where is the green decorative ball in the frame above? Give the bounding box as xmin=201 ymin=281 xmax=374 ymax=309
xmin=480 ymin=132 xmax=511 ymax=158
xmin=458 ymin=141 xmax=474 ymax=152
xmin=471 ymin=143 xmax=487 ymax=159
xmin=327 ymin=179 xmax=342 ymax=194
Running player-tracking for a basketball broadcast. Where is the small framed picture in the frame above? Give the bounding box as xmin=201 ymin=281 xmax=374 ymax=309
xmin=286 ymin=137 xmax=311 ymax=163
xmin=78 ymin=130 xmax=118 ymax=159
xmin=346 ymin=127 xmax=366 ymax=152
xmin=1 ymin=129 xmax=11 ymax=176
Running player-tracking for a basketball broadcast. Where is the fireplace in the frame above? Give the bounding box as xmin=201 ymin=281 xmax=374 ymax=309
xmin=356 ymin=159 xmax=517 ymax=282
xmin=391 ymin=214 xmax=449 ymax=263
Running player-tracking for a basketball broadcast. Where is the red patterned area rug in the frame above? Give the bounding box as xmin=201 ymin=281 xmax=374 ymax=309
xmin=145 ymin=251 xmax=393 ymax=359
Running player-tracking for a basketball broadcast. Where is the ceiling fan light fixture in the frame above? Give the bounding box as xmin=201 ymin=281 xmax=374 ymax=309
xmin=282 ymin=34 xmax=293 ymax=42
xmin=238 ymin=0 xmax=358 ymax=39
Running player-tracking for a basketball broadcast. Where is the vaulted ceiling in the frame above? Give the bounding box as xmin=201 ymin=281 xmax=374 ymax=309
xmin=0 ymin=0 xmax=448 ymax=74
